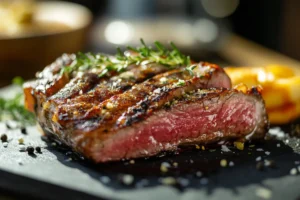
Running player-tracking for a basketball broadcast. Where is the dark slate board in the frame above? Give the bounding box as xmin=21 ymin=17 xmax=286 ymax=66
xmin=0 ymin=87 xmax=300 ymax=200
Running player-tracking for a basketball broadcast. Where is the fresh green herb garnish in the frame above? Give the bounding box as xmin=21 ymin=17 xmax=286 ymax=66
xmin=61 ymin=39 xmax=193 ymax=77
xmin=0 ymin=78 xmax=35 ymax=126
xmin=12 ymin=76 xmax=24 ymax=86
xmin=176 ymin=79 xmax=186 ymax=87
xmin=185 ymin=64 xmax=197 ymax=76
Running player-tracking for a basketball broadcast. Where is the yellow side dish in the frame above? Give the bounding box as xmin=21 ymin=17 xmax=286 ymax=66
xmin=0 ymin=0 xmax=35 ymax=35
xmin=225 ymin=65 xmax=300 ymax=124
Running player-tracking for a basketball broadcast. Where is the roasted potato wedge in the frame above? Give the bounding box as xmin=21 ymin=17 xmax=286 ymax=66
xmin=225 ymin=65 xmax=300 ymax=124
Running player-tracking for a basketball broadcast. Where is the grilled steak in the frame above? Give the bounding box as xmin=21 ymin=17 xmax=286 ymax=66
xmin=24 ymin=45 xmax=268 ymax=162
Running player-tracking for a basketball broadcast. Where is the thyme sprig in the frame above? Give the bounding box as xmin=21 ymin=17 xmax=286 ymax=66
xmin=0 ymin=77 xmax=35 ymax=126
xmin=61 ymin=39 xmax=193 ymax=77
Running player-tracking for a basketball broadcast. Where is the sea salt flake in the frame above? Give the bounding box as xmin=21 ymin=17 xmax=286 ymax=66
xmin=121 ymin=174 xmax=134 ymax=185
xmin=264 ymin=160 xmax=271 ymax=167
xmin=19 ymin=145 xmax=26 ymax=152
xmin=256 ymin=156 xmax=262 ymax=162
xmin=196 ymin=171 xmax=203 ymax=177
xmin=221 ymin=145 xmax=231 ymax=152
xmin=129 ymin=160 xmax=135 ymax=164
xmin=276 ymin=143 xmax=281 ymax=147
xmin=268 ymin=127 xmax=285 ymax=138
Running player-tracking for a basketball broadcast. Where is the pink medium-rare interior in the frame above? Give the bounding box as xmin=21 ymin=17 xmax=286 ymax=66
xmin=92 ymin=93 xmax=258 ymax=162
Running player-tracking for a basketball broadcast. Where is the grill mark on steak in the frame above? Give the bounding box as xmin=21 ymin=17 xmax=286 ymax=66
xmin=44 ymin=63 xmax=229 ymax=151
xmin=49 ymin=68 xmax=186 ymax=126
xmin=50 ymin=73 xmax=101 ymax=102
xmin=65 ymin=63 xmax=170 ymax=105
xmin=57 ymin=69 xmax=185 ymax=125
xmin=115 ymin=77 xmax=215 ymax=128
xmin=68 ymin=63 xmax=225 ymax=127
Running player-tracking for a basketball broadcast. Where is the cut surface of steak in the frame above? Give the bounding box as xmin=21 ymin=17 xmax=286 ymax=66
xmin=24 ymin=51 xmax=268 ymax=162
xmin=80 ymin=87 xmax=268 ymax=162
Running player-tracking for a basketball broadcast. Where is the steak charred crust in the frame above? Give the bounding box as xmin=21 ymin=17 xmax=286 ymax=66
xmin=24 ymin=55 xmax=269 ymax=162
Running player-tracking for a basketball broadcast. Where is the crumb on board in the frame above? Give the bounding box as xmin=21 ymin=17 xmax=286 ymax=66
xmin=220 ymin=159 xmax=227 ymax=167
xmin=234 ymin=141 xmax=244 ymax=150
xmin=160 ymin=177 xmax=176 ymax=185
xmin=18 ymin=137 xmax=24 ymax=144
xmin=120 ymin=174 xmax=134 ymax=185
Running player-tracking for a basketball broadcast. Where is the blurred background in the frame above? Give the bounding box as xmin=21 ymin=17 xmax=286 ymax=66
xmin=0 ymin=0 xmax=299 ymax=86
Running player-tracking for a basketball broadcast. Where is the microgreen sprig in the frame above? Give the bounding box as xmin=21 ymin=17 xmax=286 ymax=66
xmin=0 ymin=77 xmax=35 ymax=126
xmin=61 ymin=39 xmax=193 ymax=77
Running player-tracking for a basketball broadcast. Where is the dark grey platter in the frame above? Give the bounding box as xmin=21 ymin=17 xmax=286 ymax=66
xmin=0 ymin=87 xmax=300 ymax=200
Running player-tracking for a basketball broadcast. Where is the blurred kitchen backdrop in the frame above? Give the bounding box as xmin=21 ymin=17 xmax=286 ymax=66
xmin=0 ymin=0 xmax=299 ymax=86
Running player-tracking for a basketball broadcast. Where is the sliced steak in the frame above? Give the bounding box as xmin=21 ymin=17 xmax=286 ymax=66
xmin=24 ymin=50 xmax=268 ymax=163
xmin=74 ymin=87 xmax=268 ymax=162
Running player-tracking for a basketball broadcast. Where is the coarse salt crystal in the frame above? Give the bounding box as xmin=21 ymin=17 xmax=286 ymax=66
xmin=276 ymin=143 xmax=281 ymax=147
xmin=196 ymin=171 xmax=203 ymax=177
xmin=129 ymin=160 xmax=135 ymax=164
xmin=121 ymin=174 xmax=134 ymax=185
xmin=221 ymin=145 xmax=231 ymax=152
xmin=256 ymin=156 xmax=262 ymax=162
xmin=265 ymin=151 xmax=271 ymax=155
xmin=220 ymin=159 xmax=227 ymax=167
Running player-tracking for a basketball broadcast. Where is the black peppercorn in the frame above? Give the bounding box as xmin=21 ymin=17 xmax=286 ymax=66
xmin=0 ymin=134 xmax=7 ymax=142
xmin=27 ymin=146 xmax=35 ymax=155
xmin=20 ymin=127 xmax=27 ymax=135
xmin=35 ymin=146 xmax=41 ymax=153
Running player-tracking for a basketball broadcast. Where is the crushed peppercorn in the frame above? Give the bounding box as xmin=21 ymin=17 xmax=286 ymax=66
xmin=0 ymin=134 xmax=7 ymax=142
xmin=26 ymin=146 xmax=34 ymax=155
xmin=35 ymin=146 xmax=42 ymax=153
